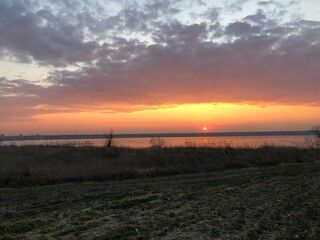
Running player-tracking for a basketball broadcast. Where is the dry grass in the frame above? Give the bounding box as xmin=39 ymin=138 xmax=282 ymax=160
xmin=0 ymin=144 xmax=319 ymax=187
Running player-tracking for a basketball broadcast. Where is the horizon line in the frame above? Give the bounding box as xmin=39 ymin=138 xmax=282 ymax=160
xmin=0 ymin=130 xmax=314 ymax=142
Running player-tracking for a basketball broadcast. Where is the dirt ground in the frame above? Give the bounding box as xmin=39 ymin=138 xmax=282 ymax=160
xmin=1 ymin=162 xmax=320 ymax=239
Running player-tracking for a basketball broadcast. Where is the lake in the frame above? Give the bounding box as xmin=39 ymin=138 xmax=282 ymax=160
xmin=1 ymin=135 xmax=313 ymax=148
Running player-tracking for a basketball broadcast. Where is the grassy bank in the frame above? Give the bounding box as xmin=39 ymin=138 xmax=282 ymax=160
xmin=0 ymin=144 xmax=319 ymax=187
xmin=1 ymin=162 xmax=319 ymax=239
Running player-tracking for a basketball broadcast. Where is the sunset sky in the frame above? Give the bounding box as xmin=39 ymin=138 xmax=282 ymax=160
xmin=0 ymin=0 xmax=320 ymax=135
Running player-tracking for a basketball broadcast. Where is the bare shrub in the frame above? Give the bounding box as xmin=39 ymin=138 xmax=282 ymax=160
xmin=105 ymin=129 xmax=114 ymax=148
xmin=185 ymin=140 xmax=197 ymax=147
xmin=307 ymin=126 xmax=320 ymax=149
xmin=150 ymin=137 xmax=166 ymax=148
xmin=311 ymin=126 xmax=320 ymax=138
xmin=78 ymin=140 xmax=94 ymax=147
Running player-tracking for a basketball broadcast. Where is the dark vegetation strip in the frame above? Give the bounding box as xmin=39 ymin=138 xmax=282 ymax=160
xmin=0 ymin=145 xmax=319 ymax=187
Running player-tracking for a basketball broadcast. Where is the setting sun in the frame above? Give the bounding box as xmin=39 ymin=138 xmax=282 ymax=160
xmin=202 ymin=127 xmax=207 ymax=131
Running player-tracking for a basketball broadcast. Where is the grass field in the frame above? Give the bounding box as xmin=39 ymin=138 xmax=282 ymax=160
xmin=0 ymin=145 xmax=320 ymax=239
xmin=1 ymin=161 xmax=320 ymax=239
xmin=0 ymin=144 xmax=319 ymax=187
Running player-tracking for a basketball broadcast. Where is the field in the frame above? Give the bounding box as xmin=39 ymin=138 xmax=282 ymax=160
xmin=0 ymin=145 xmax=320 ymax=239
xmin=0 ymin=144 xmax=319 ymax=186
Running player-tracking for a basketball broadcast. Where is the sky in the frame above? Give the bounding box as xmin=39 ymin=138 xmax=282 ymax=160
xmin=0 ymin=0 xmax=320 ymax=135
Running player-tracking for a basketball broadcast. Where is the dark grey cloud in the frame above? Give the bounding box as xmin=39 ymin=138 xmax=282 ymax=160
xmin=1 ymin=0 xmax=320 ymax=120
xmin=257 ymin=1 xmax=274 ymax=6
xmin=225 ymin=21 xmax=260 ymax=36
xmin=225 ymin=0 xmax=251 ymax=12
xmin=0 ymin=0 xmax=100 ymax=66
xmin=243 ymin=10 xmax=269 ymax=25
xmin=153 ymin=21 xmax=208 ymax=47
xmin=204 ymin=8 xmax=220 ymax=22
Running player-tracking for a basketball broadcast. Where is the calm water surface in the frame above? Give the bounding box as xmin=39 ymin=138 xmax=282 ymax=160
xmin=2 ymin=135 xmax=311 ymax=148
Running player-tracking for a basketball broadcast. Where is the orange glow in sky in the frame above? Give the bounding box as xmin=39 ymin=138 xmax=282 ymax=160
xmin=1 ymin=103 xmax=320 ymax=135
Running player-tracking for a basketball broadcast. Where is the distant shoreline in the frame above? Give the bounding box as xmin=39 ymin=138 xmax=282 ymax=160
xmin=0 ymin=130 xmax=313 ymax=142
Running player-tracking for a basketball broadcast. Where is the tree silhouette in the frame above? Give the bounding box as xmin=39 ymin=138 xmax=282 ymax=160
xmin=105 ymin=129 xmax=114 ymax=148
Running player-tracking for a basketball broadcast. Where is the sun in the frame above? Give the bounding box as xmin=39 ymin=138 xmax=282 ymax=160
xmin=202 ymin=126 xmax=207 ymax=131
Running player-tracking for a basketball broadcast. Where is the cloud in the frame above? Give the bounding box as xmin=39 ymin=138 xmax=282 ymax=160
xmin=0 ymin=0 xmax=100 ymax=66
xmin=225 ymin=0 xmax=251 ymax=12
xmin=225 ymin=21 xmax=260 ymax=36
xmin=1 ymin=1 xmax=320 ymax=120
xmin=257 ymin=1 xmax=274 ymax=6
